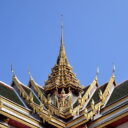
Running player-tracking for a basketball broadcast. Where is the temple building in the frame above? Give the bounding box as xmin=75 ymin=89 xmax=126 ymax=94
xmin=0 ymin=25 xmax=128 ymax=128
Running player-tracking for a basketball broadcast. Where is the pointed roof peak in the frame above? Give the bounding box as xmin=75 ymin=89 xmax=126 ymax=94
xmin=57 ymin=24 xmax=69 ymax=65
xmin=28 ymin=71 xmax=33 ymax=80
xmin=95 ymin=66 xmax=99 ymax=81
xmin=112 ymin=64 xmax=116 ymax=77
xmin=11 ymin=64 xmax=15 ymax=77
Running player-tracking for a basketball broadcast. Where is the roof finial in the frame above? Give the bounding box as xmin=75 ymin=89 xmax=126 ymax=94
xmin=95 ymin=66 xmax=99 ymax=81
xmin=28 ymin=67 xmax=33 ymax=80
xmin=11 ymin=64 xmax=15 ymax=77
xmin=112 ymin=63 xmax=115 ymax=77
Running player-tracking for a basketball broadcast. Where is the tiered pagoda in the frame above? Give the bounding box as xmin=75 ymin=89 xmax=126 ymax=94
xmin=0 ymin=26 xmax=128 ymax=128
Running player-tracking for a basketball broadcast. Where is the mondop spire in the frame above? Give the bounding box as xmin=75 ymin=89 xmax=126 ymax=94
xmin=57 ymin=24 xmax=69 ymax=65
xmin=44 ymin=25 xmax=82 ymax=91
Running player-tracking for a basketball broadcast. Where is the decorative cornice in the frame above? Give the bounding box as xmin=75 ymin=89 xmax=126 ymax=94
xmin=12 ymin=76 xmax=53 ymax=123
xmin=83 ymin=74 xmax=116 ymax=121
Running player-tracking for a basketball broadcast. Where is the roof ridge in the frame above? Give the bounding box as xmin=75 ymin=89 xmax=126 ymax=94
xmin=116 ymin=80 xmax=128 ymax=87
xmin=13 ymin=76 xmax=30 ymax=90
xmin=0 ymin=81 xmax=13 ymax=90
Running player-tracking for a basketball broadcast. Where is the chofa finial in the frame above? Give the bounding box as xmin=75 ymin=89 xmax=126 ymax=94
xmin=95 ymin=66 xmax=99 ymax=81
xmin=28 ymin=67 xmax=33 ymax=80
xmin=112 ymin=64 xmax=116 ymax=77
xmin=11 ymin=64 xmax=15 ymax=77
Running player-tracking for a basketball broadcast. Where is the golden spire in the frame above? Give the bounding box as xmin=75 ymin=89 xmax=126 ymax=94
xmin=28 ymin=67 xmax=33 ymax=80
xmin=112 ymin=64 xmax=115 ymax=77
xmin=44 ymin=23 xmax=82 ymax=91
xmin=57 ymin=23 xmax=69 ymax=65
xmin=11 ymin=64 xmax=15 ymax=77
xmin=28 ymin=71 xmax=33 ymax=80
xmin=95 ymin=66 xmax=99 ymax=81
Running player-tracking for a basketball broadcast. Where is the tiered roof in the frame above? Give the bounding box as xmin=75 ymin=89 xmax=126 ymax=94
xmin=0 ymin=26 xmax=127 ymax=128
xmin=44 ymin=25 xmax=82 ymax=92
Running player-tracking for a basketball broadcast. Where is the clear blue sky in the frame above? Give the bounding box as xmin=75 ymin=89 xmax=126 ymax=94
xmin=0 ymin=0 xmax=128 ymax=86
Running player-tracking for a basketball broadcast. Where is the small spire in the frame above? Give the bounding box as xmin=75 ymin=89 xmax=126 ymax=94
xmin=112 ymin=64 xmax=115 ymax=77
xmin=28 ymin=67 xmax=33 ymax=80
xmin=28 ymin=71 xmax=33 ymax=80
xmin=11 ymin=64 xmax=15 ymax=77
xmin=95 ymin=66 xmax=99 ymax=81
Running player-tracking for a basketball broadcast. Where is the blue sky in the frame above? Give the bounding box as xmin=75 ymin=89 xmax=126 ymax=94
xmin=0 ymin=0 xmax=128 ymax=86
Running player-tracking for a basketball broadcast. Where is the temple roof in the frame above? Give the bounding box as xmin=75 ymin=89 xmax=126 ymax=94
xmin=0 ymin=76 xmax=128 ymax=122
xmin=0 ymin=27 xmax=127 ymax=128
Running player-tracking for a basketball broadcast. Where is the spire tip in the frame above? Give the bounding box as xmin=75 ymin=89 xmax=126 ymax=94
xmin=112 ymin=64 xmax=116 ymax=77
xmin=95 ymin=66 xmax=99 ymax=81
xmin=28 ymin=67 xmax=33 ymax=80
xmin=11 ymin=64 xmax=15 ymax=77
